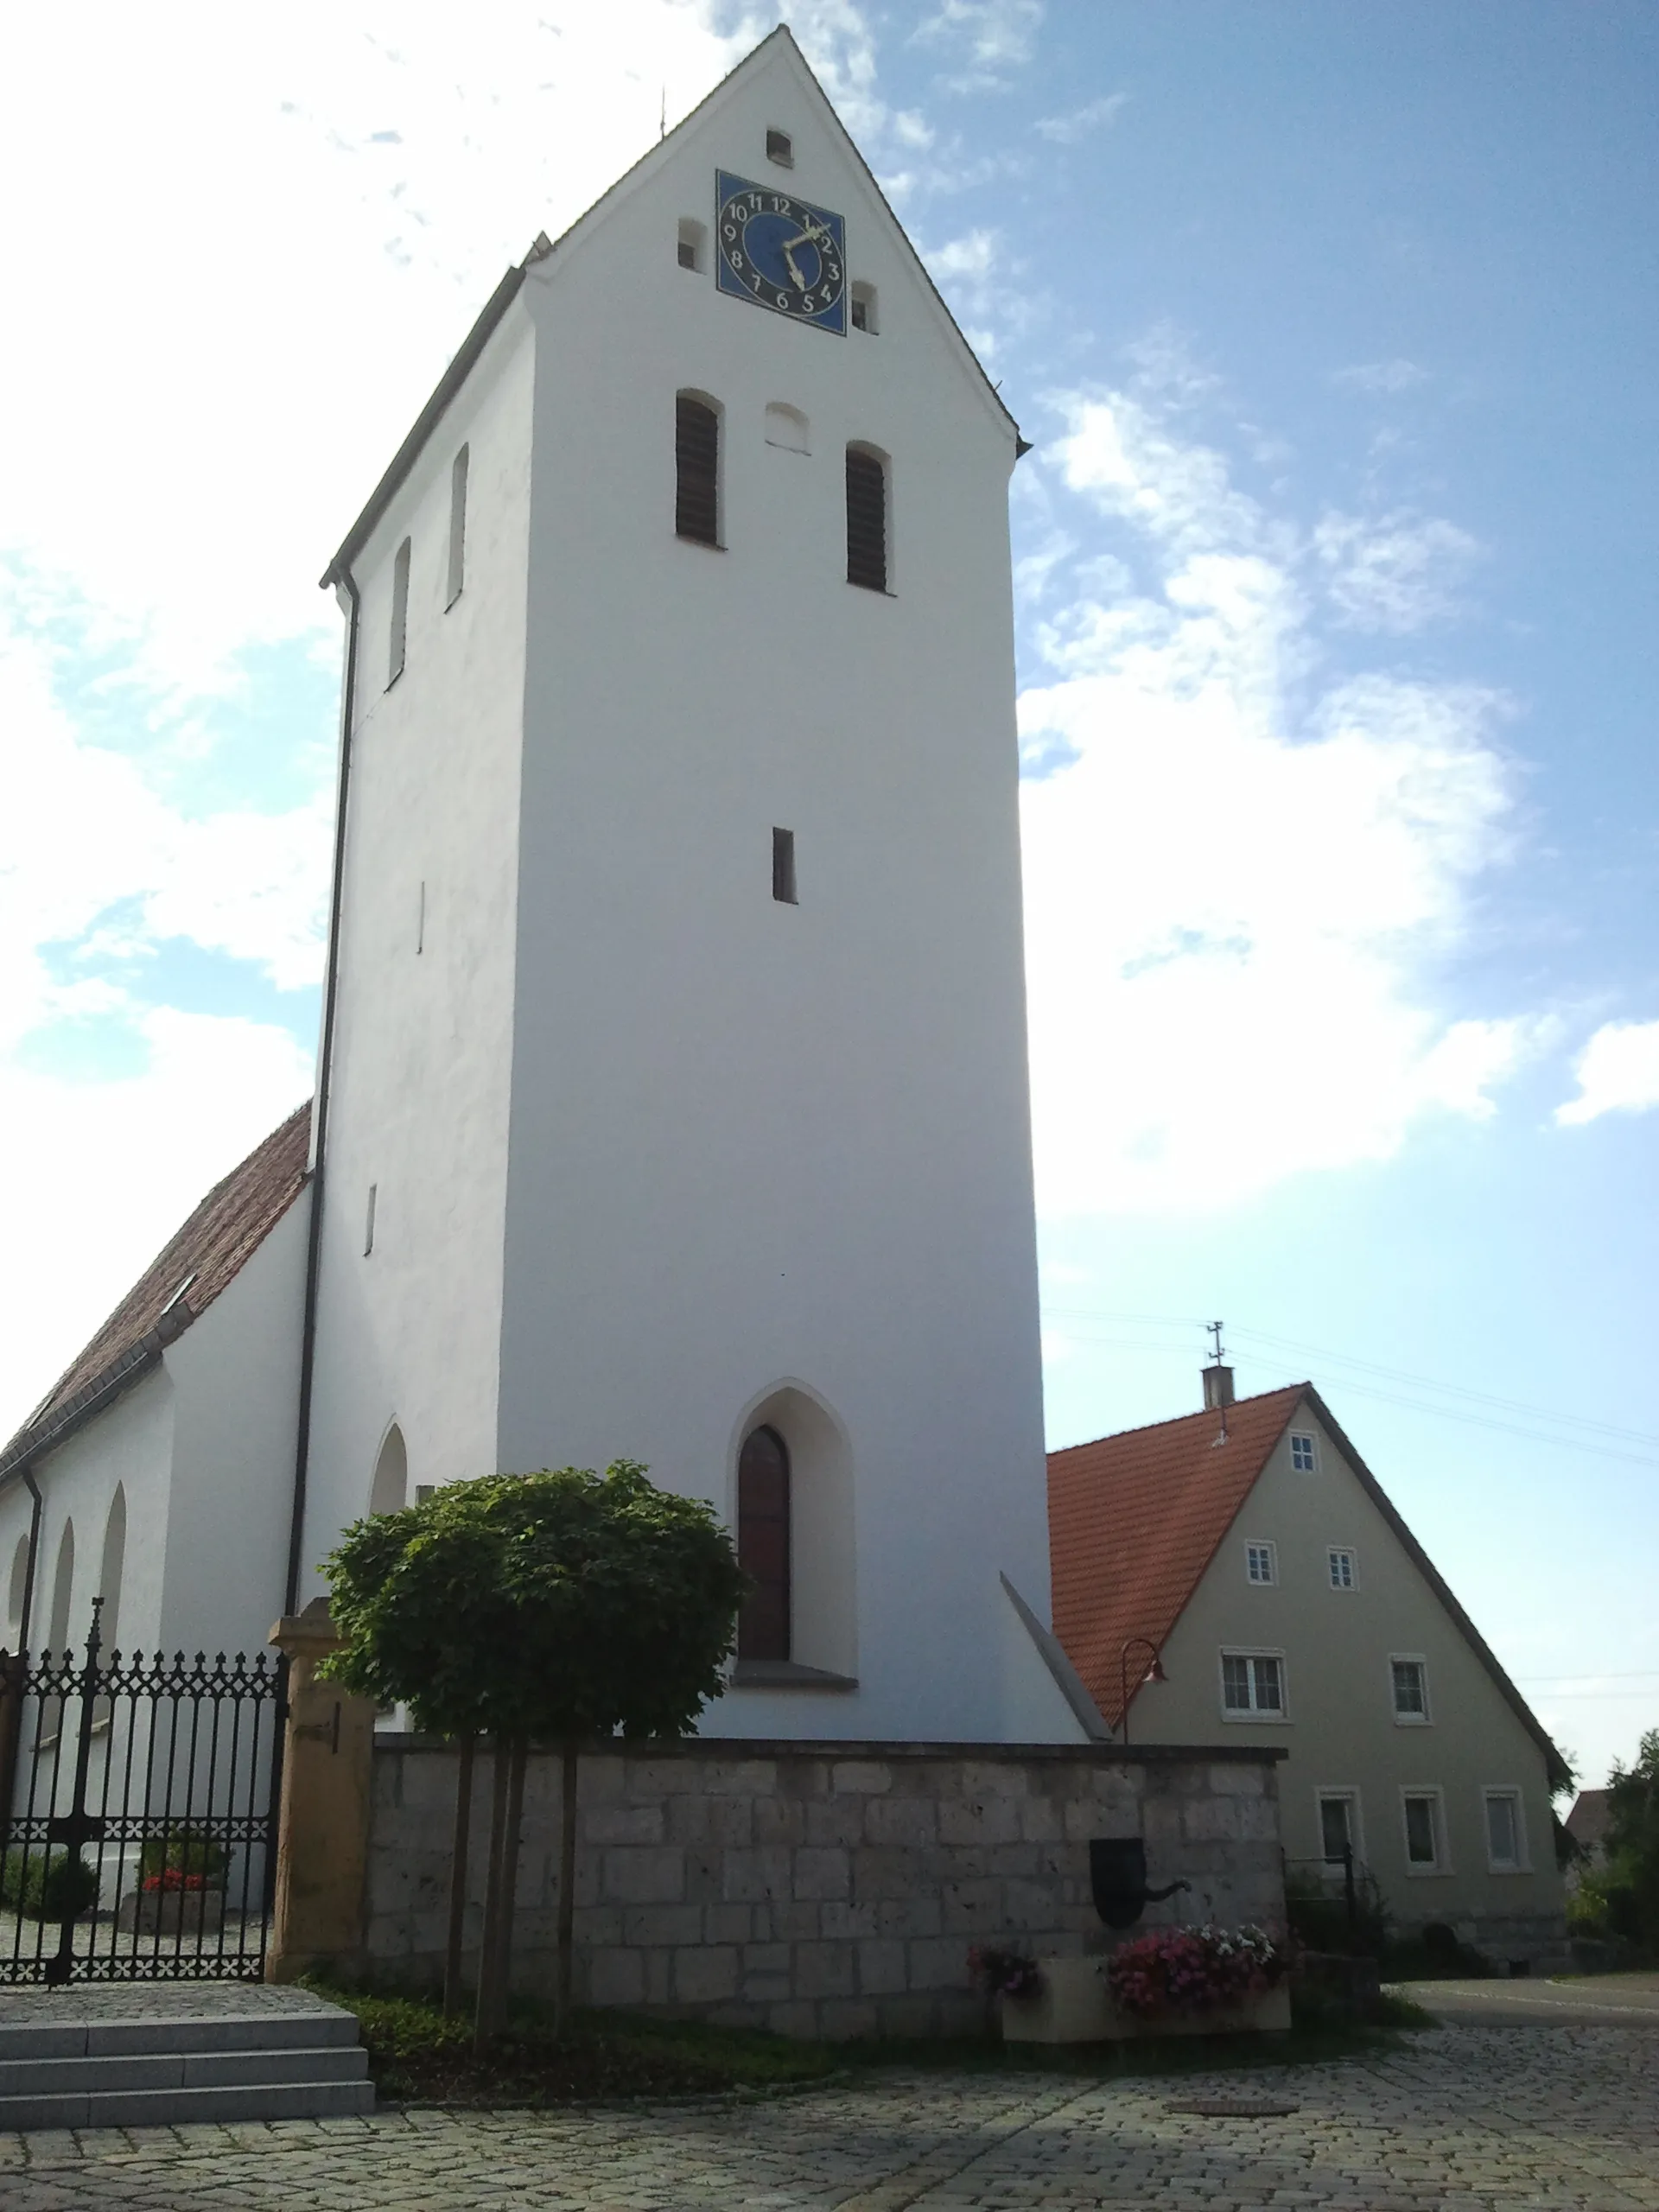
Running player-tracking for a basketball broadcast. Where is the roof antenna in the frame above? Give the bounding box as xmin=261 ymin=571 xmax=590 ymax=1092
xmin=659 ymin=85 xmax=666 ymax=141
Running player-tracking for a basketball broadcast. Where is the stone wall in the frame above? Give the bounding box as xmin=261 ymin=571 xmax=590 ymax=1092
xmin=363 ymin=1737 xmax=1287 ymax=2037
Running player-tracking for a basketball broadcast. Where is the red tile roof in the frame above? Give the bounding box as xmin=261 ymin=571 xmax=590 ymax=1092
xmin=1 ymin=1104 xmax=312 ymax=1473
xmin=1047 ymin=1382 xmax=1571 ymax=1789
xmin=1048 ymin=1386 xmax=1306 ymax=1731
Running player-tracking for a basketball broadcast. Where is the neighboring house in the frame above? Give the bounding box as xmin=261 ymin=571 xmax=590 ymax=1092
xmin=1048 ymin=1368 xmax=1571 ymax=1969
xmin=1563 ymin=1789 xmax=1612 ymax=1890
xmin=1 ymin=28 xmax=1084 ymax=1749
xmin=0 ymin=1109 xmax=310 ymax=1665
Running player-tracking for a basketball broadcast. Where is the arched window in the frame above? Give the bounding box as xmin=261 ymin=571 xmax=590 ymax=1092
xmin=676 ymin=393 xmax=720 ymax=546
xmin=737 ymin=1425 xmax=791 ymax=1661
xmin=370 ymin=1425 xmax=409 ymax=1516
xmin=846 ymin=445 xmax=887 ymax=592
xmin=99 ymin=1487 xmax=127 ymax=1655
xmin=48 ymin=1520 xmax=74 ymax=1656
xmin=7 ymin=1535 xmax=28 ymax=1649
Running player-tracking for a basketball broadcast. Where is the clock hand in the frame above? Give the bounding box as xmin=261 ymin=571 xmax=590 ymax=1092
xmin=783 ymin=245 xmax=806 ymax=289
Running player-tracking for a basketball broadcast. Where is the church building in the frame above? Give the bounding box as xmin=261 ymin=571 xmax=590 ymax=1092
xmin=0 ymin=30 xmax=1094 ymax=1750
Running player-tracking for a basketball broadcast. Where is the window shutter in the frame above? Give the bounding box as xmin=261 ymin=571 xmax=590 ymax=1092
xmin=676 ymin=396 xmax=719 ymax=545
xmin=846 ymin=448 xmax=887 ymax=591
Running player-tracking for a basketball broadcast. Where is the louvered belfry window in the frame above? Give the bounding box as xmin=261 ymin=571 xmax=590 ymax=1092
xmin=676 ymin=394 xmax=720 ymax=546
xmin=737 ymin=1425 xmax=791 ymax=1661
xmin=846 ymin=446 xmax=887 ymax=591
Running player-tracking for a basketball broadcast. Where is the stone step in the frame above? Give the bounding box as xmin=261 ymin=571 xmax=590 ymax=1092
xmin=0 ymin=2009 xmax=360 ymax=2061
xmin=0 ymin=2075 xmax=376 ymax=2131
xmin=0 ymin=2042 xmax=369 ymax=2096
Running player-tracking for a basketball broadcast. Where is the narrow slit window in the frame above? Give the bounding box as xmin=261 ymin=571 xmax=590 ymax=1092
xmin=388 ymin=538 xmax=410 ymax=685
xmin=364 ymin=1184 xmax=378 ymax=1257
xmin=850 ymin=281 xmax=877 ymax=334
xmin=846 ymin=446 xmax=887 ymax=592
xmin=446 ymin=447 xmax=468 ymax=607
xmin=676 ymin=393 xmax=720 ymax=546
xmin=677 ymin=219 xmax=705 ymax=271
xmin=772 ymin=827 xmax=797 ymax=904
xmin=737 ymin=1425 xmax=791 ymax=1660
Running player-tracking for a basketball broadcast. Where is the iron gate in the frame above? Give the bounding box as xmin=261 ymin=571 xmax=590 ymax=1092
xmin=0 ymin=1599 xmax=285 ymax=1982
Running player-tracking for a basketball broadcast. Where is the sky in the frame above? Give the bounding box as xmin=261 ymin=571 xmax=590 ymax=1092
xmin=3 ymin=1 xmax=1655 ymax=1786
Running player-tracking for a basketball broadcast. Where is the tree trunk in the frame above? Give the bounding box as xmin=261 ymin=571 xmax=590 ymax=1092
xmin=472 ymin=1739 xmax=512 ymax=2050
xmin=442 ymin=1734 xmax=475 ymax=2018
xmin=491 ymin=1738 xmax=528 ymax=2023
xmin=554 ymin=1738 xmax=579 ymax=2039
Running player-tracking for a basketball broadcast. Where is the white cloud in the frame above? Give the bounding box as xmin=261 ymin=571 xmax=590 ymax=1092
xmin=1036 ymin=92 xmax=1127 ymax=144
xmin=1554 ymin=1020 xmax=1659 ymax=1126
xmin=1314 ymin=512 xmax=1480 ymax=634
xmin=1020 ymin=388 xmax=1531 ymax=1217
xmin=912 ymin=0 xmax=1044 ymax=85
xmin=1336 ymin=359 xmax=1428 ymax=395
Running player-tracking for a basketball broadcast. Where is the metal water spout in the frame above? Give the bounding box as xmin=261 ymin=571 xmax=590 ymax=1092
xmin=1089 ymin=1837 xmax=1191 ymax=1930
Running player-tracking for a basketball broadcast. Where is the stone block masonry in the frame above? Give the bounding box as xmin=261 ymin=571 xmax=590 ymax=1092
xmin=363 ymin=1738 xmax=1287 ymax=2037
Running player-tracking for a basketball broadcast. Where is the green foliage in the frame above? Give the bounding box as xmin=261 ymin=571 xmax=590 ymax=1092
xmin=1584 ymin=1728 xmax=1659 ymax=1954
xmin=1283 ymin=1865 xmax=1389 ymax=1960
xmin=139 ymin=1825 xmax=228 ymax=1885
xmin=318 ymin=1463 xmax=748 ymax=1742
xmin=0 ymin=1846 xmax=99 ymax=1921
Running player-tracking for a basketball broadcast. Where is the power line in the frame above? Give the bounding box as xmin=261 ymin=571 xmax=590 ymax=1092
xmin=1039 ymin=1306 xmax=1659 ymax=1465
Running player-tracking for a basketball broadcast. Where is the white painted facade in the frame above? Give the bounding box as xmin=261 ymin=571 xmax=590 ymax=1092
xmin=300 ymin=33 xmax=1078 ymax=1743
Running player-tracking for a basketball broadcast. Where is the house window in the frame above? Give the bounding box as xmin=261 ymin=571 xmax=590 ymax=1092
xmin=1328 ymin=1547 xmax=1357 ymax=1589
xmin=850 ymin=281 xmax=878 ymax=333
xmin=675 ymin=393 xmax=720 ymax=546
xmin=766 ymin=128 xmax=793 ymax=168
xmin=446 ymin=446 xmax=468 ymax=607
xmin=1221 ymin=1650 xmax=1285 ymax=1716
xmin=846 ymin=445 xmax=887 ymax=592
xmin=1390 ymin=1656 xmax=1430 ymax=1723
xmin=388 ymin=537 xmax=411 ymax=684
xmin=1318 ymin=1789 xmax=1361 ymax=1863
xmin=677 ymin=218 xmax=705 ymax=271
xmin=1402 ymin=1789 xmax=1447 ymax=1872
xmin=737 ymin=1425 xmax=791 ymax=1661
xmin=1245 ymin=1541 xmax=1276 ymax=1586
xmin=1484 ymin=1789 xmax=1526 ymax=1872
xmin=772 ymin=827 xmax=797 ymax=904
xmin=1290 ymin=1431 xmax=1317 ymax=1471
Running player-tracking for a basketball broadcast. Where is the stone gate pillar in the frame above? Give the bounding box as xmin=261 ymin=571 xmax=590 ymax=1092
xmin=265 ymin=1596 xmax=377 ymax=1982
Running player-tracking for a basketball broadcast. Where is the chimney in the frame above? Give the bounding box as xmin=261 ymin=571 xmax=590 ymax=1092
xmin=1202 ymin=1363 xmax=1235 ymax=1412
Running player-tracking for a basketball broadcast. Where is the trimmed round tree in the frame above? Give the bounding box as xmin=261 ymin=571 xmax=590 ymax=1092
xmin=320 ymin=1462 xmax=747 ymax=2039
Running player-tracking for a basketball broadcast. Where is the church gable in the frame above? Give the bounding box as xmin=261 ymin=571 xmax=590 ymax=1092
xmin=0 ymin=1103 xmax=312 ymax=1475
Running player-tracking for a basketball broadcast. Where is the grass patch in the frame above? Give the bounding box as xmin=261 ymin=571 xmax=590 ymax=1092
xmin=302 ymin=1974 xmax=1427 ymax=2108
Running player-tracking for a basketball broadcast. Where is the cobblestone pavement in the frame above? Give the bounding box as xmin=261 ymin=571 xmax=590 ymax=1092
xmin=2 ymin=2022 xmax=1656 ymax=2209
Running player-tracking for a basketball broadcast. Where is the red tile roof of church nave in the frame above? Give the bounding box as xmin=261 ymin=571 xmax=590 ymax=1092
xmin=1046 ymin=1384 xmax=1308 ymax=1731
xmin=1 ymin=1103 xmax=314 ymax=1471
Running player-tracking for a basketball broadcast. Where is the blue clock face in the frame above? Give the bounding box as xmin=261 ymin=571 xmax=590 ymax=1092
xmin=715 ymin=171 xmax=846 ymax=334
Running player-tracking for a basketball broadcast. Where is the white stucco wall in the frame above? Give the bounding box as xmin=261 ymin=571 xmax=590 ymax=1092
xmin=493 ymin=43 xmax=1061 ymax=1741
xmin=301 ymin=304 xmax=537 ymax=1575
xmin=162 ymin=1195 xmax=307 ymax=1655
xmin=297 ymin=41 xmax=1073 ymax=1746
xmin=0 ymin=1367 xmax=174 ymax=1659
xmin=1130 ymin=1405 xmax=1565 ymax=1947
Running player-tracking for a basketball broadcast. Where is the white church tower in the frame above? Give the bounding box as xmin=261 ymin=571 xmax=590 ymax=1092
xmin=300 ymin=29 xmax=1086 ymax=1745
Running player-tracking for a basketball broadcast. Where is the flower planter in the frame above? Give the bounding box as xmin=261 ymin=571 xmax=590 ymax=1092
xmin=117 ymin=1887 xmax=226 ymax=1938
xmin=1001 ymin=1955 xmax=1292 ymax=2044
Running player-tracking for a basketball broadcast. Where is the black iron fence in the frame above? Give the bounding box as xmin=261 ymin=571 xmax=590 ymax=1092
xmin=0 ymin=1599 xmax=285 ymax=1983
xmin=1283 ymin=1848 xmax=1387 ymax=1955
